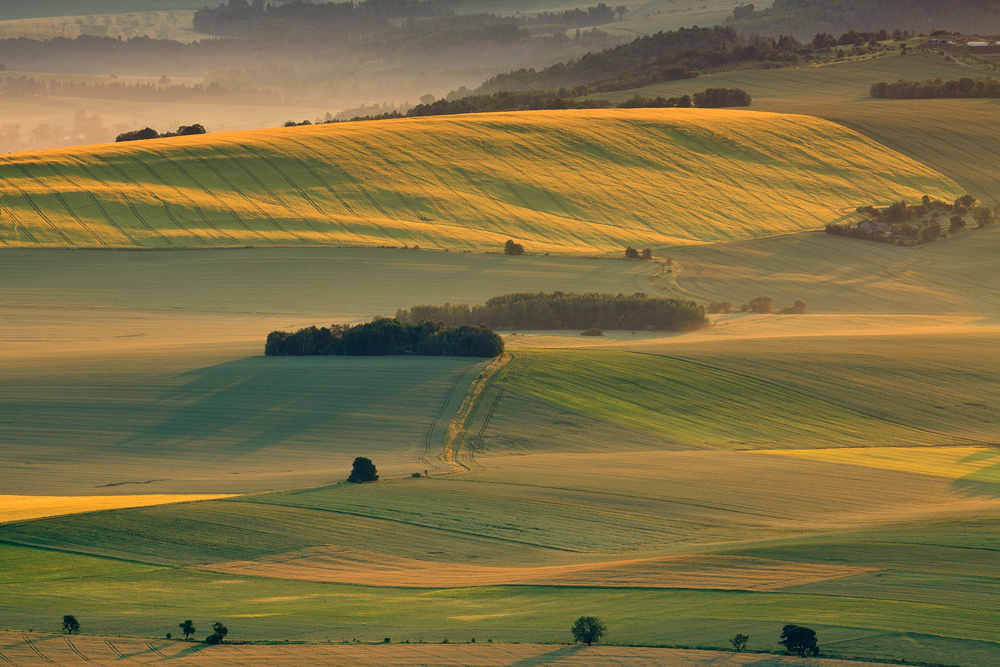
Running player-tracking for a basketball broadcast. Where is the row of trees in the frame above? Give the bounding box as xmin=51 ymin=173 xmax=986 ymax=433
xmin=572 ymin=616 xmax=818 ymax=657
xmin=264 ymin=318 xmax=505 ymax=357
xmin=707 ymin=297 xmax=806 ymax=315
xmin=195 ymin=0 xmax=627 ymax=39
xmin=395 ymin=292 xmax=709 ymax=332
xmin=0 ymin=75 xmax=289 ymax=106
xmin=346 ymin=85 xmax=751 ymax=122
xmin=871 ymin=76 xmax=1000 ymax=99
xmin=617 ymin=87 xmax=752 ymax=109
xmin=725 ymin=0 xmax=1000 ymax=37
xmin=116 ymin=124 xmax=206 ymax=142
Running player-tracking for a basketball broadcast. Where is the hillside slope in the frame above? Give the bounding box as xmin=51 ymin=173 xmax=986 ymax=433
xmin=0 ymin=109 xmax=960 ymax=253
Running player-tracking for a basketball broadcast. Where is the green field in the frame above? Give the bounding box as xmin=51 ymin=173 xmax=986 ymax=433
xmin=594 ymin=51 xmax=1000 ymax=204
xmin=0 ymin=109 xmax=961 ymax=252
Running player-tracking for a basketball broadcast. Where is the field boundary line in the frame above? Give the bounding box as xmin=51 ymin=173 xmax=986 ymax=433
xmin=439 ymin=354 xmax=511 ymax=472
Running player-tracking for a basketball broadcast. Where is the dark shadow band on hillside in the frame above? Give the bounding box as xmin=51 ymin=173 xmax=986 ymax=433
xmin=115 ymin=355 xmax=480 ymax=455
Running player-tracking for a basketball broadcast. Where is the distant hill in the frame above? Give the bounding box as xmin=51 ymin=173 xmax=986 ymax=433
xmin=0 ymin=109 xmax=960 ymax=252
xmin=0 ymin=1 xmax=203 ymax=21
xmin=727 ymin=0 xmax=1000 ymax=39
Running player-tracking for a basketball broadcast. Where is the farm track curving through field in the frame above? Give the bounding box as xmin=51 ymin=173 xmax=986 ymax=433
xmin=171 ymin=150 xmax=274 ymax=244
xmin=122 ymin=153 xmax=232 ymax=245
xmin=422 ymin=363 xmax=478 ymax=471
xmin=11 ymin=162 xmax=104 ymax=245
xmin=183 ymin=149 xmax=298 ymax=244
xmin=21 ymin=636 xmax=51 ymax=664
xmin=2 ymin=170 xmax=72 ymax=245
xmin=93 ymin=153 xmax=204 ymax=245
xmin=64 ymin=638 xmax=90 ymax=662
xmin=67 ymin=155 xmax=172 ymax=246
xmin=237 ymin=143 xmax=338 ymax=241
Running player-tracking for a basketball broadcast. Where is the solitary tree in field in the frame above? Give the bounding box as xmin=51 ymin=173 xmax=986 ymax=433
xmin=730 ymin=633 xmax=749 ymax=652
xmin=571 ymin=616 xmax=606 ymax=645
xmin=348 ymin=456 xmax=379 ymax=483
xmin=179 ymin=620 xmax=195 ymax=640
xmin=504 ymin=239 xmax=525 ymax=256
xmin=204 ymin=621 xmax=229 ymax=645
xmin=973 ymin=206 xmax=994 ymax=227
xmin=779 ymin=624 xmax=818 ymax=657
xmin=625 ymin=246 xmax=639 ymax=259
xmin=62 ymin=615 xmax=80 ymax=634
xmin=747 ymin=296 xmax=774 ymax=314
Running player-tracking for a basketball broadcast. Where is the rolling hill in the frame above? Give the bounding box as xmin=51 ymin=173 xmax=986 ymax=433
xmin=0 ymin=109 xmax=961 ymax=253
xmin=593 ymin=51 xmax=1000 ymax=203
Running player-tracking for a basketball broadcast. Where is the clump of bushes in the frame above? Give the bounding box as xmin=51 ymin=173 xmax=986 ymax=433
xmin=737 ymin=296 xmax=805 ymax=314
xmin=707 ymin=301 xmax=732 ymax=314
xmin=625 ymin=247 xmax=653 ymax=260
xmin=265 ymin=318 xmax=504 ymax=357
xmin=503 ymin=239 xmax=525 ymax=256
xmin=396 ymin=292 xmax=709 ymax=332
xmin=204 ymin=622 xmax=228 ymax=645
xmin=580 ymin=327 xmax=604 ymax=336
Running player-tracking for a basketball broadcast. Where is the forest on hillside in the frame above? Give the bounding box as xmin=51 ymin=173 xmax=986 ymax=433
xmin=727 ymin=0 xmax=1000 ymax=38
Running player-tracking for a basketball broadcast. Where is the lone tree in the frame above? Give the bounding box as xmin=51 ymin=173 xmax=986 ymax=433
xmin=730 ymin=633 xmax=749 ymax=652
xmin=503 ymin=239 xmax=525 ymax=256
xmin=571 ymin=616 xmax=607 ymax=645
xmin=62 ymin=615 xmax=80 ymax=634
xmin=747 ymin=295 xmax=774 ymax=314
xmin=179 ymin=620 xmax=195 ymax=640
xmin=348 ymin=456 xmax=379 ymax=483
xmin=779 ymin=624 xmax=819 ymax=657
xmin=625 ymin=246 xmax=640 ymax=259
xmin=204 ymin=622 xmax=229 ymax=645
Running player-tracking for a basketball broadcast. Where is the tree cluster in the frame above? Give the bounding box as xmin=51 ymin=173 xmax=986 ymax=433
xmin=194 ymin=0 xmax=627 ymax=42
xmin=726 ymin=0 xmax=1000 ymax=38
xmin=711 ymin=296 xmax=806 ymax=314
xmin=477 ymin=26 xmax=804 ymax=96
xmin=0 ymin=75 xmax=290 ymax=106
xmin=826 ymin=194 xmax=990 ymax=245
xmin=264 ymin=318 xmax=505 ymax=357
xmin=871 ymin=76 xmax=1000 ymax=99
xmin=116 ymin=124 xmax=206 ymax=142
xmin=395 ymin=292 xmax=710 ymax=331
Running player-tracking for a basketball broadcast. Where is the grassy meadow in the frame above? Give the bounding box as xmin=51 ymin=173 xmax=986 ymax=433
xmin=0 ymin=109 xmax=961 ymax=252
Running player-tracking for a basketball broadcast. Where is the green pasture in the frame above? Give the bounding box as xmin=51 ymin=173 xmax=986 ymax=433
xmin=592 ymin=51 xmax=1000 ymax=203
xmin=1 ymin=543 xmax=998 ymax=665
xmin=491 ymin=350 xmax=960 ymax=449
xmin=670 ymin=333 xmax=1000 ymax=443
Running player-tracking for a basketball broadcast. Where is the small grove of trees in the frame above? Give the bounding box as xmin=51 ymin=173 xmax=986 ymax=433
xmin=779 ymin=624 xmax=818 ymax=657
xmin=179 ymin=620 xmax=195 ymax=640
xmin=204 ymin=622 xmax=228 ymax=645
xmin=348 ymin=456 xmax=379 ymax=483
xmin=504 ymin=239 xmax=525 ymax=255
xmin=62 ymin=615 xmax=80 ymax=634
xmin=571 ymin=616 xmax=607 ymax=645
xmin=736 ymin=296 xmax=805 ymax=314
xmin=116 ymin=124 xmax=206 ymax=142
xmin=624 ymin=247 xmax=653 ymax=259
xmin=871 ymin=76 xmax=1000 ymax=100
xmin=396 ymin=292 xmax=709 ymax=332
xmin=826 ymin=195 xmax=986 ymax=245
xmin=265 ymin=319 xmax=505 ymax=358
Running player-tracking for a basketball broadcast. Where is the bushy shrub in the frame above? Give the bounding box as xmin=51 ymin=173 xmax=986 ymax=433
xmin=580 ymin=328 xmax=604 ymax=336
xmin=707 ymin=301 xmax=732 ymax=314
xmin=504 ymin=239 xmax=525 ymax=255
xmin=747 ymin=296 xmax=774 ymax=314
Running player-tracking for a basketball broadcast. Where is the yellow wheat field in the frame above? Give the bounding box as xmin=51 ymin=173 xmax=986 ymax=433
xmin=0 ymin=109 xmax=962 ymax=253
xmin=760 ymin=447 xmax=1000 ymax=482
xmin=0 ymin=494 xmax=236 ymax=523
